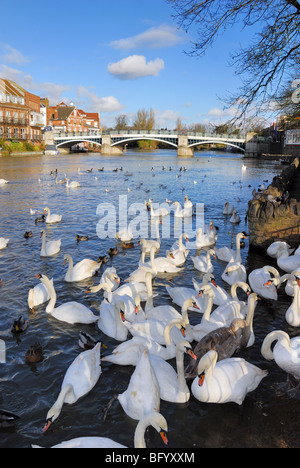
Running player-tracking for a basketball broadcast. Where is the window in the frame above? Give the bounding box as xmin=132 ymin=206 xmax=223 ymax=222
xmin=20 ymin=97 xmax=25 ymax=105
xmin=21 ymin=128 xmax=25 ymax=139
xmin=12 ymin=96 xmax=18 ymax=104
xmin=6 ymin=95 xmax=10 ymax=102
xmin=14 ymin=128 xmax=18 ymax=138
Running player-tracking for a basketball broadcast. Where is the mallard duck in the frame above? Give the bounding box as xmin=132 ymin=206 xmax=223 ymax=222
xmin=76 ymin=235 xmax=89 ymax=242
xmin=25 ymin=342 xmax=44 ymax=363
xmin=11 ymin=316 xmax=28 ymax=334
xmin=78 ymin=331 xmax=107 ymax=351
xmin=108 ymin=247 xmax=118 ymax=257
xmin=35 ymin=214 xmax=45 ymax=224
xmin=98 ymin=255 xmax=109 ymax=264
xmin=24 ymin=231 xmax=33 ymax=239
xmin=122 ymin=242 xmax=134 ymax=249
xmin=0 ymin=410 xmax=20 ymax=427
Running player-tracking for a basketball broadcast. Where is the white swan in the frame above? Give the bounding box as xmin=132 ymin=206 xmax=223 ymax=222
xmin=148 ymin=200 xmax=169 ymax=217
xmin=229 ymin=209 xmax=241 ymax=224
xmin=223 ymin=201 xmax=234 ymax=215
xmin=261 ymin=330 xmax=300 ymax=380
xmin=116 ymin=227 xmax=133 ymax=242
xmin=97 ymin=300 xmax=129 ymax=341
xmin=138 ymin=238 xmax=160 ymax=255
xmin=285 ymin=272 xmax=300 ymax=326
xmin=43 ymin=206 xmax=62 ymax=224
xmin=100 ymin=267 xmax=120 ymax=292
xmin=194 ymin=227 xmax=216 ymax=249
xmin=191 ymin=349 xmax=268 ymax=405
xmin=192 ymin=275 xmax=231 ymax=306
xmin=166 ymin=276 xmax=209 ymax=312
xmin=43 ymin=343 xmax=103 ymax=432
xmin=28 ymin=275 xmax=53 ymax=309
xmin=221 ymin=260 xmax=247 ymax=286
xmin=184 ymin=195 xmax=193 ymax=216
xmin=248 ymin=265 xmax=281 ymax=300
xmin=191 ymin=249 xmax=215 ymax=274
xmin=0 ymin=179 xmax=8 ymax=184
xmin=166 ymin=248 xmax=189 ymax=267
xmin=34 ymin=412 xmax=168 ymax=448
xmin=215 ymin=232 xmax=247 ymax=263
xmin=40 ymin=230 xmax=61 ymax=257
xmin=170 ymin=233 xmax=189 ymax=254
xmin=117 ymin=348 xmax=160 ymax=420
xmin=267 ymin=241 xmax=294 ymax=258
xmin=276 ymin=246 xmax=300 ymax=273
xmin=63 ymin=254 xmax=101 ymax=282
xmin=172 ymin=201 xmax=191 ymax=218
xmin=149 ymin=340 xmax=197 ymax=403
xmin=66 ymin=178 xmax=80 ymax=188
xmin=0 ymin=238 xmax=9 ymax=250
xmin=40 ymin=275 xmax=98 ymax=325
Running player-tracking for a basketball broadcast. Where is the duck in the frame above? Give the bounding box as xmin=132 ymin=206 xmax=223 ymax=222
xmin=0 ymin=410 xmax=20 ymax=427
xmin=285 ymin=271 xmax=300 ymax=326
xmin=149 ymin=340 xmax=197 ymax=403
xmin=25 ymin=342 xmax=44 ymax=363
xmin=223 ymin=201 xmax=234 ymax=215
xmin=63 ymin=254 xmax=101 ymax=282
xmin=40 ymin=230 xmax=61 ymax=257
xmin=108 ymin=247 xmax=118 ymax=257
xmin=43 ymin=342 xmax=103 ymax=432
xmin=78 ymin=331 xmax=100 ymax=350
xmin=191 ymin=249 xmax=216 ymax=274
xmin=191 ymin=350 xmax=268 ymax=405
xmin=276 ymin=246 xmax=300 ymax=273
xmin=11 ymin=315 xmax=28 ymax=334
xmin=97 ymin=300 xmax=129 ymax=341
xmin=0 ymin=238 xmax=9 ymax=250
xmin=261 ymin=330 xmax=300 ymax=380
xmin=35 ymin=214 xmax=45 ymax=224
xmin=40 ymin=275 xmax=98 ymax=325
xmin=32 ymin=412 xmax=168 ymax=449
xmin=76 ymin=235 xmax=89 ymax=242
xmin=66 ymin=178 xmax=80 ymax=188
xmin=117 ymin=348 xmax=160 ymax=421
xmin=43 ymin=207 xmax=62 ymax=224
xmin=215 ymin=232 xmax=247 ymax=263
xmin=229 ymin=209 xmax=241 ymax=224
xmin=28 ymin=275 xmax=53 ymax=309
xmin=248 ymin=265 xmax=281 ymax=300
xmin=102 ymin=319 xmax=186 ymax=364
xmin=24 ymin=231 xmax=33 ymax=239
xmin=221 ymin=259 xmax=247 ymax=286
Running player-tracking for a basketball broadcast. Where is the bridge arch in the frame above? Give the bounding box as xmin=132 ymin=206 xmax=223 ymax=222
xmin=188 ymin=140 xmax=245 ymax=152
xmin=111 ymin=136 xmax=178 ymax=149
xmin=56 ymin=139 xmax=102 ymax=148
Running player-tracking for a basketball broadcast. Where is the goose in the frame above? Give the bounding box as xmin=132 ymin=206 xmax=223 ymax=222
xmin=229 ymin=209 xmax=240 ymax=224
xmin=0 ymin=238 xmax=9 ymax=250
xmin=32 ymin=412 xmax=168 ymax=448
xmin=148 ymin=200 xmax=169 ymax=217
xmin=0 ymin=179 xmax=9 ymax=185
xmin=172 ymin=201 xmax=191 ymax=218
xmin=28 ymin=275 xmax=53 ymax=309
xmin=43 ymin=207 xmax=62 ymax=224
xmin=221 ymin=260 xmax=247 ymax=286
xmin=40 ymin=230 xmax=61 ymax=257
xmin=285 ymin=272 xmax=300 ymax=327
xmin=66 ymin=178 xmax=80 ymax=188
xmin=63 ymin=254 xmax=101 ymax=282
xmin=97 ymin=300 xmax=129 ymax=341
xmin=223 ymin=201 xmax=234 ymax=215
xmin=149 ymin=340 xmax=197 ymax=403
xmin=40 ymin=275 xmax=98 ymax=325
xmin=102 ymin=319 xmax=186 ymax=364
xmin=43 ymin=343 xmax=103 ymax=432
xmin=261 ymin=330 xmax=300 ymax=380
xmin=191 ymin=249 xmax=216 ymax=274
xmin=117 ymin=348 xmax=160 ymax=421
xmin=191 ymin=349 xmax=268 ymax=405
xmin=276 ymin=246 xmax=300 ymax=273
xmin=248 ymin=265 xmax=281 ymax=300
xmin=215 ymin=232 xmax=247 ymax=263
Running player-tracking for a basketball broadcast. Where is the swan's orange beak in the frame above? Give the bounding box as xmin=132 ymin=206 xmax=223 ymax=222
xmin=296 ymin=278 xmax=300 ymax=287
xmin=115 ymin=277 xmax=120 ymax=284
xmin=134 ymin=306 xmax=139 ymax=315
xmin=187 ymin=349 xmax=197 ymax=360
xmin=198 ymin=371 xmax=205 ymax=387
xmin=264 ymin=280 xmax=272 ymax=286
xmin=196 ymin=290 xmax=204 ymax=298
xmin=43 ymin=418 xmax=52 ymax=433
xmin=120 ymin=311 xmax=125 ymax=322
xmin=211 ymin=279 xmax=218 ymax=287
xmin=180 ymin=326 xmax=186 ymax=337
xmin=160 ymin=430 xmax=168 ymax=445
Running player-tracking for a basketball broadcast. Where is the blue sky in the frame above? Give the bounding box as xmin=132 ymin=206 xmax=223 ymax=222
xmin=0 ymin=0 xmax=261 ymax=129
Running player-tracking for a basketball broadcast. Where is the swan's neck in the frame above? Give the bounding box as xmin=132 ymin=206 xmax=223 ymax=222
xmin=50 ymin=384 xmax=75 ymax=422
xmin=155 ymin=220 xmax=161 ymax=241
xmin=65 ymin=256 xmax=74 ymax=280
xmin=41 ymin=232 xmax=46 ymax=252
xmin=175 ymin=347 xmax=188 ymax=391
xmin=44 ymin=277 xmax=57 ymax=312
xmin=92 ymin=282 xmax=111 ymax=294
xmin=245 ymin=297 xmax=257 ymax=329
xmin=202 ymin=293 xmax=214 ymax=321
xmin=235 ymin=236 xmax=242 ymax=262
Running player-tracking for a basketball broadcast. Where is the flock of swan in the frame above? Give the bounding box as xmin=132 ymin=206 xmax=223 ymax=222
xmin=1 ymin=163 xmax=300 ymax=449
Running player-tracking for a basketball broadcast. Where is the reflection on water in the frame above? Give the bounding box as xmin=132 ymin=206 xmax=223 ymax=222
xmin=1 ymin=149 xmax=300 ymax=448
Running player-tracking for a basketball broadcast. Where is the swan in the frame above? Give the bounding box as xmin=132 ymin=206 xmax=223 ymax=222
xmin=221 ymin=260 xmax=247 ymax=286
xmin=138 ymin=237 xmax=160 ymax=255
xmin=0 ymin=238 xmax=9 ymax=250
xmin=166 ymin=248 xmax=189 ymax=266
xmin=43 ymin=206 xmax=62 ymax=224
xmin=248 ymin=265 xmax=281 ymax=300
xmin=100 ymin=267 xmax=120 ymax=292
xmin=170 ymin=233 xmax=189 ymax=254
xmin=102 ymin=319 xmax=186 ymax=364
xmin=184 ymin=195 xmax=193 ymax=215
xmin=149 ymin=340 xmax=197 ymax=403
xmin=229 ymin=209 xmax=241 ymax=224
xmin=148 ymin=200 xmax=169 ymax=217
xmin=66 ymin=178 xmax=80 ymax=188
xmin=116 ymin=228 xmax=133 ymax=243
xmin=276 ymin=246 xmax=300 ymax=273
xmin=40 ymin=230 xmax=61 ymax=257
xmin=192 ymin=275 xmax=231 ymax=306
xmin=166 ymin=274 xmax=211 ymax=312
xmin=43 ymin=342 xmax=103 ymax=432
xmin=28 ymin=275 xmax=53 ymax=309
xmin=63 ymin=254 xmax=101 ymax=282
xmin=194 ymin=228 xmax=216 ymax=249
xmin=191 ymin=349 xmax=268 ymax=405
xmin=172 ymin=201 xmax=191 ymax=218
xmin=0 ymin=179 xmax=8 ymax=185
xmin=206 ymin=283 xmax=253 ymax=325
xmin=117 ymin=348 xmax=160 ymax=421
xmin=33 ymin=412 xmax=168 ymax=448
xmin=40 ymin=275 xmax=98 ymax=325
xmin=223 ymin=201 xmax=234 ymax=215
xmin=145 ymin=296 xmax=199 ymax=332
xmin=267 ymin=241 xmax=294 ymax=258
xmin=126 ymin=247 xmax=157 ymax=283
xmin=191 ymin=249 xmax=216 ymax=274
xmin=215 ymin=232 xmax=247 ymax=263
xmin=55 ymin=175 xmax=67 ymax=184
xmin=97 ymin=300 xmax=129 ymax=341
xmin=285 ymin=271 xmax=300 ymax=326
xmin=261 ymin=330 xmax=300 ymax=380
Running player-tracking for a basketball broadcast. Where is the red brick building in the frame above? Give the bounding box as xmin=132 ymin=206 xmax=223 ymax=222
xmin=47 ymin=102 xmax=100 ymax=134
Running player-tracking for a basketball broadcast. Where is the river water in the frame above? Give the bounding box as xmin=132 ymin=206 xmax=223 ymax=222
xmin=0 ymin=149 xmax=299 ymax=449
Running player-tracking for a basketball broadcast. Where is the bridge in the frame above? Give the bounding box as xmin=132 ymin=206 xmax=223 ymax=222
xmin=47 ymin=129 xmax=246 ymax=157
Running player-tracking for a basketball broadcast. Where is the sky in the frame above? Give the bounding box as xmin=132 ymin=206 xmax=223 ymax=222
xmin=0 ymin=0 xmax=264 ymax=129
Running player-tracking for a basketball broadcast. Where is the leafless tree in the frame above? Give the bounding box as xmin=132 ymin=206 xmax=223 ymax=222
xmin=167 ymin=0 xmax=300 ymax=117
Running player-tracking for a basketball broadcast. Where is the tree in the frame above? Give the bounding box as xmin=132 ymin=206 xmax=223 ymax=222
xmin=167 ymin=0 xmax=300 ymax=117
xmin=114 ymin=114 xmax=129 ymax=130
xmin=132 ymin=108 xmax=156 ymax=129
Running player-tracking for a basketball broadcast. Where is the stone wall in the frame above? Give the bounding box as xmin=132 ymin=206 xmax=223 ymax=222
xmin=247 ymin=158 xmax=300 ymax=249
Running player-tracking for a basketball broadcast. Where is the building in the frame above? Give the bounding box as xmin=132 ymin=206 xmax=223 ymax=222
xmin=0 ymin=78 xmax=44 ymax=143
xmin=47 ymin=102 xmax=100 ymax=134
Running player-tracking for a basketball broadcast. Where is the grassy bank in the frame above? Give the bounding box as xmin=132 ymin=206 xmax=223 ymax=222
xmin=0 ymin=138 xmax=45 ymax=155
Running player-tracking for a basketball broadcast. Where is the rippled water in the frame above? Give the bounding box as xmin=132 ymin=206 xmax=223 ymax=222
xmin=1 ymin=149 xmax=300 ymax=449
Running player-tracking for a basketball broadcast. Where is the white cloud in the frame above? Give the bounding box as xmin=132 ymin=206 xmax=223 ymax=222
xmin=108 ymin=55 xmax=164 ymax=80
xmin=110 ymin=24 xmax=186 ymax=50
xmin=77 ymin=86 xmax=124 ymax=113
xmin=0 ymin=43 xmax=29 ymax=65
